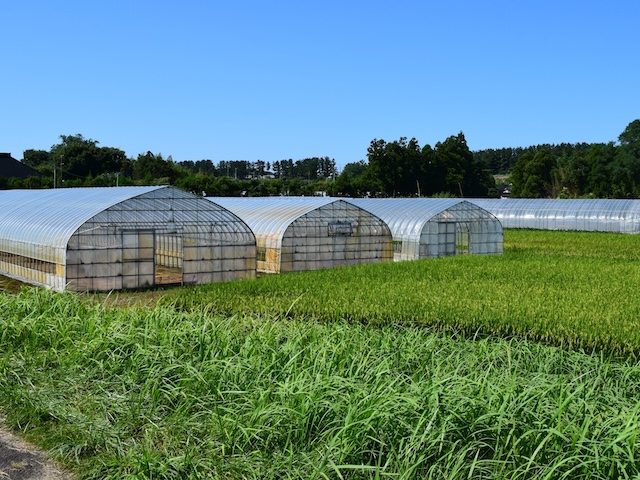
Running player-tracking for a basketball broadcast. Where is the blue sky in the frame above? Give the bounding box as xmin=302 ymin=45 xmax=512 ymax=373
xmin=3 ymin=0 xmax=639 ymax=171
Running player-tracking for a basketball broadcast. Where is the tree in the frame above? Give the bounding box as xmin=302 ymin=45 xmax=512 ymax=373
xmin=366 ymin=137 xmax=425 ymax=196
xmin=132 ymin=152 xmax=183 ymax=184
xmin=585 ymin=143 xmax=616 ymax=197
xmin=510 ymin=149 xmax=556 ymax=197
xmin=22 ymin=149 xmax=50 ymax=169
xmin=555 ymin=151 xmax=590 ymax=197
xmin=609 ymin=120 xmax=640 ymax=197
xmin=618 ymin=119 xmax=640 ymax=159
xmin=335 ymin=160 xmax=369 ymax=196
xmin=48 ymin=134 xmax=128 ymax=182
xmin=433 ymin=132 xmax=494 ymax=196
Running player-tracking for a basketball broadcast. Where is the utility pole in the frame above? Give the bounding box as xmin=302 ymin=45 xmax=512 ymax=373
xmin=54 ymin=155 xmax=64 ymax=188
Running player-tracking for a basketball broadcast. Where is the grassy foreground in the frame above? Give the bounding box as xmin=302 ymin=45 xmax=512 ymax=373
xmin=0 ymin=230 xmax=639 ymax=478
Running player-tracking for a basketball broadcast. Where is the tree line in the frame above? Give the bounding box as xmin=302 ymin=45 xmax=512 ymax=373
xmin=12 ymin=132 xmax=498 ymax=197
xmin=6 ymin=119 xmax=639 ymax=198
xmin=7 ymin=131 xmax=497 ymax=197
xmin=473 ymin=120 xmax=640 ymax=198
xmin=336 ymin=133 xmax=496 ymax=197
xmin=9 ymin=134 xmax=340 ymax=196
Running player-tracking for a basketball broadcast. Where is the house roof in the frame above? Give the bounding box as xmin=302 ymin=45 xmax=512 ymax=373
xmin=0 ymin=153 xmax=42 ymax=179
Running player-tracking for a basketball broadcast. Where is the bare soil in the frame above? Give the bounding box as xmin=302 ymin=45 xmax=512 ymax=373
xmin=0 ymin=424 xmax=72 ymax=480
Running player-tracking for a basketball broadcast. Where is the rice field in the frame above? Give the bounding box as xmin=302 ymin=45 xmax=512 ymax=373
xmin=165 ymin=230 xmax=640 ymax=356
xmin=0 ymin=230 xmax=639 ymax=478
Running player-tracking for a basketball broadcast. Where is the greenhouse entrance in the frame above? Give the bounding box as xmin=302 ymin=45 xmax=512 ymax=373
xmin=121 ymin=229 xmax=185 ymax=289
xmin=154 ymin=231 xmax=185 ymax=287
xmin=438 ymin=222 xmax=471 ymax=256
xmin=456 ymin=223 xmax=470 ymax=255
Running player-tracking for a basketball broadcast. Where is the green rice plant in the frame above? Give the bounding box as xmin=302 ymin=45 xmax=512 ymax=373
xmin=2 ymin=230 xmax=640 ymax=478
xmin=2 ymin=287 xmax=640 ymax=478
xmin=162 ymin=230 xmax=640 ymax=356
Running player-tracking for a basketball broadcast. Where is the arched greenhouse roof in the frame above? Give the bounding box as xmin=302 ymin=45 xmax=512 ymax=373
xmin=0 ymin=186 xmax=168 ymax=251
xmin=206 ymin=196 xmax=349 ymax=238
xmin=346 ymin=198 xmax=500 ymax=237
xmin=467 ymin=198 xmax=640 ymax=233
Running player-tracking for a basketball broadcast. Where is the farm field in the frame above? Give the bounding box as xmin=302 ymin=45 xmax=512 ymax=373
xmin=165 ymin=229 xmax=640 ymax=356
xmin=0 ymin=230 xmax=639 ymax=478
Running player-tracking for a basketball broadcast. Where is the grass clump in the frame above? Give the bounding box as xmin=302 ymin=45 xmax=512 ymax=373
xmin=2 ymin=287 xmax=640 ymax=478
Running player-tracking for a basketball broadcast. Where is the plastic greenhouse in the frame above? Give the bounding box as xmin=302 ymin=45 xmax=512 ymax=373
xmin=347 ymin=198 xmax=503 ymax=260
xmin=468 ymin=198 xmax=640 ymax=233
xmin=0 ymin=186 xmax=256 ymax=292
xmin=207 ymin=197 xmax=393 ymax=273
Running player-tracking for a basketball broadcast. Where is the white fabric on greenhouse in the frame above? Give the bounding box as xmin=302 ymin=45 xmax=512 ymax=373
xmin=468 ymin=198 xmax=640 ymax=233
xmin=0 ymin=186 xmax=166 ymax=262
xmin=207 ymin=196 xmax=343 ymax=244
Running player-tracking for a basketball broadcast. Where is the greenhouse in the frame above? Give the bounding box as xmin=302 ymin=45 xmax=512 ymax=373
xmin=207 ymin=197 xmax=393 ymax=273
xmin=0 ymin=186 xmax=256 ymax=292
xmin=468 ymin=198 xmax=640 ymax=233
xmin=347 ymin=198 xmax=503 ymax=260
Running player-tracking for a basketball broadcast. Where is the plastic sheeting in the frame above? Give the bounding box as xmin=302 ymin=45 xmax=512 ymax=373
xmin=0 ymin=186 xmax=256 ymax=291
xmin=468 ymin=198 xmax=640 ymax=233
xmin=347 ymin=198 xmax=503 ymax=260
xmin=207 ymin=197 xmax=393 ymax=273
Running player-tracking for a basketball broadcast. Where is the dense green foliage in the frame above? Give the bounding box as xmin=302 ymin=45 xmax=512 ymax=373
xmin=475 ymin=119 xmax=640 ymax=198
xmin=18 ymin=135 xmax=341 ymax=195
xmin=354 ymin=134 xmax=496 ymax=197
xmin=11 ymin=131 xmax=498 ymax=196
xmin=1 ymin=231 xmax=640 ymax=478
xmin=8 ymin=119 xmax=640 ymax=198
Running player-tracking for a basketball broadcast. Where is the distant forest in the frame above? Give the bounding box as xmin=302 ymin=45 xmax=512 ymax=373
xmin=5 ymin=119 xmax=640 ymax=198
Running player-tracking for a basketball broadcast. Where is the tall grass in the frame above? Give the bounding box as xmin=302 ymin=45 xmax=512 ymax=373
xmin=164 ymin=230 xmax=640 ymax=356
xmin=2 ymin=230 xmax=640 ymax=478
xmin=1 ymin=288 xmax=640 ymax=479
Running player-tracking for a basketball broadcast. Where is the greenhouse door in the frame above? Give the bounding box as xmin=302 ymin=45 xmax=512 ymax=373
xmin=439 ymin=222 xmax=470 ymax=257
xmin=122 ymin=230 xmax=155 ymax=289
xmin=439 ymin=222 xmax=456 ymax=256
xmin=155 ymin=232 xmax=184 ymax=286
xmin=456 ymin=223 xmax=470 ymax=255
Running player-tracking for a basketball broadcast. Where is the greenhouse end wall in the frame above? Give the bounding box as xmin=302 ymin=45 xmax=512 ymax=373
xmin=277 ymin=201 xmax=393 ymax=273
xmin=418 ymin=204 xmax=504 ymax=259
xmin=208 ymin=197 xmax=394 ymax=274
xmin=64 ymin=191 xmax=256 ymax=292
xmin=347 ymin=198 xmax=503 ymax=261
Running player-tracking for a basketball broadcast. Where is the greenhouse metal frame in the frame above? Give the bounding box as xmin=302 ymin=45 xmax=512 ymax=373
xmin=208 ymin=197 xmax=393 ymax=273
xmin=0 ymin=186 xmax=257 ymax=292
xmin=347 ymin=198 xmax=503 ymax=260
xmin=468 ymin=198 xmax=640 ymax=233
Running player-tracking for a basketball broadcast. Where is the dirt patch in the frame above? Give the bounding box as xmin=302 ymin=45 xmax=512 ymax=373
xmin=0 ymin=425 xmax=72 ymax=480
xmin=0 ymin=276 xmax=25 ymax=294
